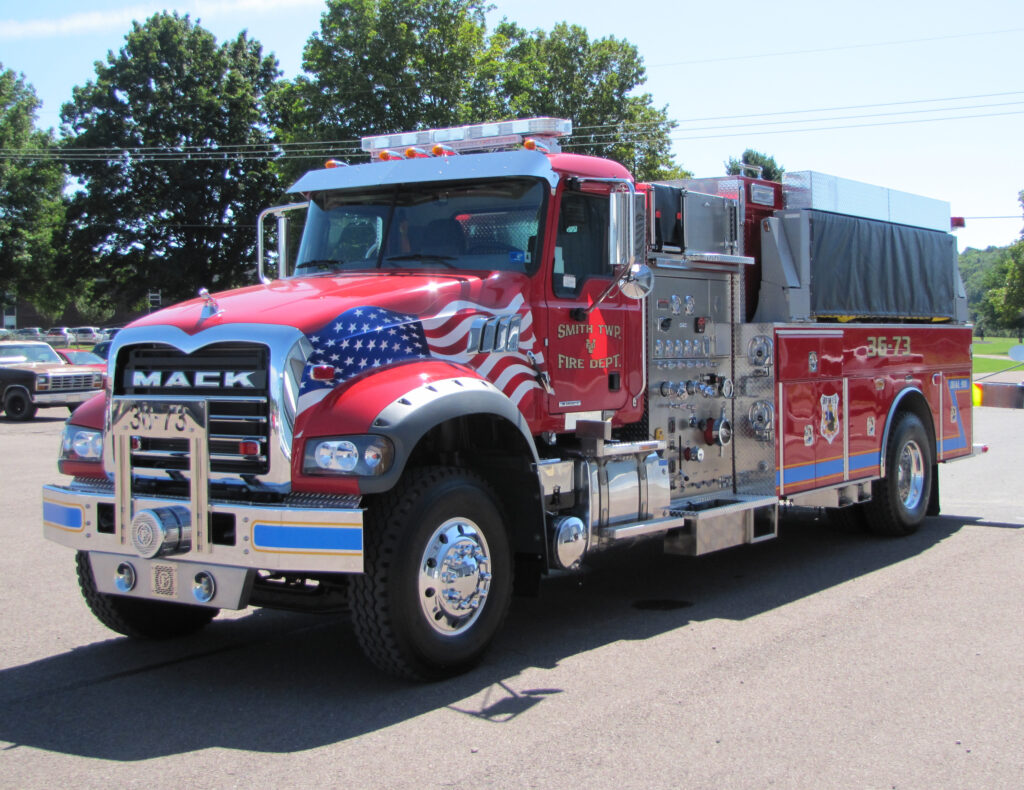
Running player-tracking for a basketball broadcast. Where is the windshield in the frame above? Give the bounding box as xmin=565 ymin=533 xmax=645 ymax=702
xmin=293 ymin=177 xmax=546 ymax=277
xmin=0 ymin=343 xmax=61 ymax=364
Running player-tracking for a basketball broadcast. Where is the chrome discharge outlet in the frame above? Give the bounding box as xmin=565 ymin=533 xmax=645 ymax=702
xmin=129 ymin=506 xmax=192 ymax=558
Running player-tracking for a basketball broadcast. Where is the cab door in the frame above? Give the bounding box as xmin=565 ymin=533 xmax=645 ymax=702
xmin=543 ymin=188 xmax=643 ymax=421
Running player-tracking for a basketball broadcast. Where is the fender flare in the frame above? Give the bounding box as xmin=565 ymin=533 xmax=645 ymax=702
xmin=3 ymin=383 xmax=32 ymax=406
xmin=361 ymin=374 xmax=540 ymax=494
xmin=879 ymin=387 xmax=935 ymax=477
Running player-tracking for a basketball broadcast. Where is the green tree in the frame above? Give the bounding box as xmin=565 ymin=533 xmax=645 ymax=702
xmin=271 ymin=0 xmax=489 ymax=183
xmin=998 ymin=190 xmax=1024 ymax=331
xmin=475 ymin=21 xmax=684 ymax=181
xmin=60 ymin=13 xmax=281 ymax=309
xmin=726 ymin=149 xmax=784 ymax=181
xmin=960 ymin=244 xmax=1010 ymax=329
xmin=273 ymin=2 xmax=685 ymax=183
xmin=0 ymin=66 xmax=67 ymax=317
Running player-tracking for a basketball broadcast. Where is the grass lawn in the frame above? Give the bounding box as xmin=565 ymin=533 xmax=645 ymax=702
xmin=974 ymin=356 xmax=1024 ymax=375
xmin=972 ymin=338 xmax=1024 ymax=356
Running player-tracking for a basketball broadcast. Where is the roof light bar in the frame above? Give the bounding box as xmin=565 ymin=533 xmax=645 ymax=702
xmin=361 ymin=117 xmax=572 ymax=158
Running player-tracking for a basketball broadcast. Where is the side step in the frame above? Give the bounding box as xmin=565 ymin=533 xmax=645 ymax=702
xmin=599 ymin=495 xmax=779 ymax=556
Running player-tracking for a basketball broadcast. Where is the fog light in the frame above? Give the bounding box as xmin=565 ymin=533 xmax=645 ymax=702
xmin=192 ymin=571 xmax=216 ymax=603
xmin=115 ymin=562 xmax=137 ymax=592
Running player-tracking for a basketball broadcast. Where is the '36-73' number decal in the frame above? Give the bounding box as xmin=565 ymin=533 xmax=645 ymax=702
xmin=865 ymin=335 xmax=912 ymax=358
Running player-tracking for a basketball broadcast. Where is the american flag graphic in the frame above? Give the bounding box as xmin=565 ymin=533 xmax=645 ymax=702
xmin=298 ymin=295 xmax=543 ymax=413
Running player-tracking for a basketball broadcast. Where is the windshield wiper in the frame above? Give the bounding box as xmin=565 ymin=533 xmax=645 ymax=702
xmin=294 ymin=259 xmax=345 ymax=273
xmin=385 ymin=254 xmax=457 ymax=268
xmin=386 ymin=254 xmax=456 ymax=262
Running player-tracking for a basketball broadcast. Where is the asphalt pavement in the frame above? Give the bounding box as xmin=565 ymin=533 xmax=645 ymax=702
xmin=0 ymin=407 xmax=1021 ymax=789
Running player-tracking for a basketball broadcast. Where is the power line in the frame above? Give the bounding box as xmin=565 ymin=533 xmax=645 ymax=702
xmin=6 ymin=93 xmax=1024 ymax=163
xmin=647 ymin=27 xmax=1024 ymax=68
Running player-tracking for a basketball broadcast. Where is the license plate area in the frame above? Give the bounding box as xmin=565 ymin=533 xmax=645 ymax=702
xmin=111 ymin=398 xmax=208 ymax=440
xmin=151 ymin=562 xmax=178 ymax=597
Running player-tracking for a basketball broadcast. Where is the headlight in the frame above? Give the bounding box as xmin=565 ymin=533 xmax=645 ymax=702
xmin=36 ymin=374 xmax=50 ymax=391
xmin=303 ymin=435 xmax=394 ymax=476
xmin=61 ymin=425 xmax=103 ymax=461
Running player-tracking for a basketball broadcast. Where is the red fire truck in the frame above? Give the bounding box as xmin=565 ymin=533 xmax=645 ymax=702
xmin=43 ymin=117 xmax=976 ymax=679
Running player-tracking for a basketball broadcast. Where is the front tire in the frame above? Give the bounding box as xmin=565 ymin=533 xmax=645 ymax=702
xmin=864 ymin=412 xmax=933 ymax=536
xmin=351 ymin=467 xmax=512 ymax=680
xmin=75 ymin=551 xmax=217 ymax=639
xmin=4 ymin=390 xmax=37 ymax=420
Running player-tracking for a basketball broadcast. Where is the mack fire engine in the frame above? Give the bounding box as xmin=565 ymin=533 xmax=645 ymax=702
xmin=43 ymin=118 xmax=976 ymax=679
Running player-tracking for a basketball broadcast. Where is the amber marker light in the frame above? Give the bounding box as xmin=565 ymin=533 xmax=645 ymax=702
xmin=523 ymin=137 xmax=550 ymax=153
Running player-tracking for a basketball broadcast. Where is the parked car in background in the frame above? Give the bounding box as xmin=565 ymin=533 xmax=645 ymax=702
xmin=55 ymin=349 xmax=107 ymax=372
xmin=45 ymin=327 xmax=72 ymax=346
xmin=100 ymin=326 xmax=123 ymax=341
xmin=70 ymin=327 xmax=103 ymax=344
xmin=15 ymin=327 xmax=44 ymax=340
xmin=0 ymin=341 xmax=105 ymax=420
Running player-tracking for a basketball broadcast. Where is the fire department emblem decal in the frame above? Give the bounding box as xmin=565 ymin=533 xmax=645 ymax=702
xmin=820 ymin=393 xmax=841 ymax=445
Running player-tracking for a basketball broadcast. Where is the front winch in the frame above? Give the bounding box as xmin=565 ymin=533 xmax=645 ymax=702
xmin=130 ymin=506 xmax=192 ymax=558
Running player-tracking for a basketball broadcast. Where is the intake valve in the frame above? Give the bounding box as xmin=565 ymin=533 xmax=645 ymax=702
xmin=702 ymin=409 xmax=733 ymax=447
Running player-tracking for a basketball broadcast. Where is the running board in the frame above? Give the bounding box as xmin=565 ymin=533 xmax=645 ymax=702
xmin=599 ymin=495 xmax=779 ymax=556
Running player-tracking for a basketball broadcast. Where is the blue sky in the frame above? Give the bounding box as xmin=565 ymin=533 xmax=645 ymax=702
xmin=2 ymin=0 xmax=1022 ymax=251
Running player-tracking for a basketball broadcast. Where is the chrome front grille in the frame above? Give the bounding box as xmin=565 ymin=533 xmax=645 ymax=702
xmin=128 ymin=397 xmax=270 ymax=474
xmin=115 ymin=342 xmax=271 ymax=477
xmin=48 ymin=373 xmax=100 ymax=391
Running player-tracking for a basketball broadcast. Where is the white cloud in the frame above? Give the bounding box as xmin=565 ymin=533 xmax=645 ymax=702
xmin=0 ymin=0 xmax=322 ymax=41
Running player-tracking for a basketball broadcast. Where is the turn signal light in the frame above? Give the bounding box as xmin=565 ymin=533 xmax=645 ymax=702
xmin=238 ymin=440 xmax=261 ymax=456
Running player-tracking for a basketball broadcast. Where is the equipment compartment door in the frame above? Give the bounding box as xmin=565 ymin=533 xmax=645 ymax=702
xmin=776 ymin=329 xmax=845 ymax=494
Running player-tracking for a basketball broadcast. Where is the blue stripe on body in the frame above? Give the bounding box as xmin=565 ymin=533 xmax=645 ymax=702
xmin=253 ymin=524 xmax=363 ymax=553
xmin=43 ymin=501 xmax=83 ymax=530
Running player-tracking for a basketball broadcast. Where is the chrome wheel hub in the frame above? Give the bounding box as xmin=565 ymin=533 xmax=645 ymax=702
xmin=418 ymin=518 xmax=492 ymax=636
xmin=897 ymin=439 xmax=925 ymax=510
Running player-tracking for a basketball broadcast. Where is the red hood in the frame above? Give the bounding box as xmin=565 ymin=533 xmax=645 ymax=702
xmin=131 ymin=271 xmax=529 ymax=335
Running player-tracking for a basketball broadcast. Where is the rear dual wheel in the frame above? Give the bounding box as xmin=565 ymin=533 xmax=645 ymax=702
xmin=864 ymin=412 xmax=933 ymax=536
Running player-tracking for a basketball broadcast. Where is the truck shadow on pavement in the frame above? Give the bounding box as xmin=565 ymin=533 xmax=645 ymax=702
xmin=0 ymin=511 xmax=1006 ymax=760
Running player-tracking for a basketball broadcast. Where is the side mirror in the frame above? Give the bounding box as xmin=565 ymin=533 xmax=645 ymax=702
xmin=257 ymin=202 xmax=308 ymax=283
xmin=619 ymin=264 xmax=654 ymax=300
xmin=608 ymin=191 xmax=647 ymax=269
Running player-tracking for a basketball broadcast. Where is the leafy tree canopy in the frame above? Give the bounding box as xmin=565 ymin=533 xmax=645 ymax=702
xmin=272 ymin=0 xmax=684 ymax=183
xmin=959 ymin=189 xmax=1024 ymax=332
xmin=726 ymin=149 xmax=784 ymax=182
xmin=475 ymin=20 xmax=685 ymax=181
xmin=0 ymin=65 xmax=66 ymax=314
xmin=60 ymin=13 xmax=281 ymax=309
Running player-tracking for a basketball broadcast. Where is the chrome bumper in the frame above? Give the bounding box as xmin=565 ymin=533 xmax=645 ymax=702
xmin=34 ymin=389 xmax=102 ymax=406
xmin=43 ymin=481 xmax=365 ymax=608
